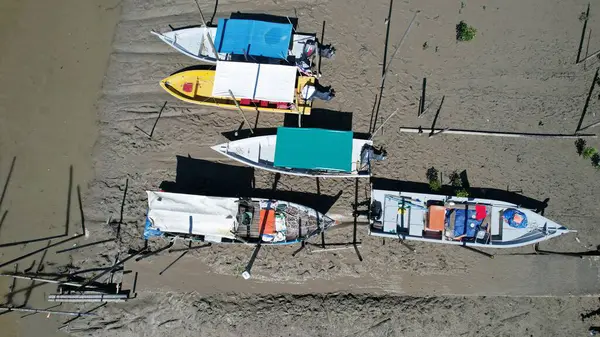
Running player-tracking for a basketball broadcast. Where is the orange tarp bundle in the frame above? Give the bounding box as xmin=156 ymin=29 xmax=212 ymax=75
xmin=258 ymin=209 xmax=276 ymax=234
xmin=427 ymin=205 xmax=446 ymax=231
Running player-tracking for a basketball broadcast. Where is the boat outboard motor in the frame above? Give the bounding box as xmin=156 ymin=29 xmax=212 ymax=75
xmin=318 ymin=43 xmax=336 ymax=59
xmin=296 ymin=39 xmax=318 ymax=74
xmin=370 ymin=200 xmax=382 ymax=221
xmin=301 ymin=84 xmax=336 ymax=101
xmin=360 ymin=145 xmax=387 ymax=165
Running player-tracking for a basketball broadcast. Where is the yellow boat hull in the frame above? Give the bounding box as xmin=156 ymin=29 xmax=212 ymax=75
xmin=160 ymin=69 xmax=314 ymax=115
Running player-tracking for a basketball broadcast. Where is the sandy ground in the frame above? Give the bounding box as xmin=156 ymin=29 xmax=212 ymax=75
xmin=2 ymin=0 xmax=600 ymax=336
xmin=0 ymin=0 xmax=121 ymax=336
xmin=60 ymin=292 xmax=600 ymax=337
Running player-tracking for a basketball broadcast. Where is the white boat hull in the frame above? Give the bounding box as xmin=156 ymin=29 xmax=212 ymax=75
xmin=145 ymin=191 xmax=336 ymax=245
xmin=152 ymin=27 xmax=317 ymax=65
xmin=369 ymin=190 xmax=572 ymax=248
xmin=212 ymin=134 xmax=373 ymax=178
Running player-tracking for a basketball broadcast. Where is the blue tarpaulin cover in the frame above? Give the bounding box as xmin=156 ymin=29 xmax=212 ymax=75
xmin=503 ymin=209 xmax=528 ymax=228
xmin=452 ymin=209 xmax=480 ymax=238
xmin=214 ymin=19 xmax=293 ymax=59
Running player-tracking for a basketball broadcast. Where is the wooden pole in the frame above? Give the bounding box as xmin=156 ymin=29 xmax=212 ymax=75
xmin=380 ymin=11 xmax=420 ymax=88
xmin=576 ymin=68 xmax=598 ymax=132
xmin=0 ymin=306 xmax=97 ymax=317
xmin=577 ymin=3 xmax=591 ymax=63
xmin=399 ymin=127 xmax=597 ymax=139
xmin=381 ymin=0 xmax=394 ymax=78
xmin=371 ymin=10 xmax=420 ymax=133
xmin=461 ymin=243 xmax=494 ymax=259
xmin=579 ymin=119 xmax=600 ymax=131
xmin=419 ymin=78 xmax=426 ymax=116
xmin=317 ymin=21 xmax=326 ymax=76
xmin=0 ymin=274 xmax=83 ymax=288
xmin=78 ymin=250 xmax=143 ymax=289
xmin=193 ymin=0 xmax=219 ymax=61
xmin=228 ymin=90 xmax=254 ymax=134
xmin=149 ymin=101 xmax=167 ymax=139
xmin=370 ymin=108 xmax=399 ymax=140
xmin=578 ymin=48 xmax=600 ymax=64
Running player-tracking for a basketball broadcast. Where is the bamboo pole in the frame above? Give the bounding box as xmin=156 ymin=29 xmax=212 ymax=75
xmin=579 ymin=48 xmax=600 ymax=64
xmin=577 ymin=3 xmax=591 ymax=63
xmin=0 ymin=306 xmax=97 ymax=317
xmin=48 ymin=294 xmax=128 ymax=303
xmin=193 ymin=0 xmax=219 ymax=61
xmin=228 ymin=90 xmax=254 ymax=134
xmin=0 ymin=274 xmax=83 ymax=287
xmin=579 ymin=119 xmax=600 ymax=131
xmin=399 ymin=127 xmax=597 ymax=139
xmin=370 ymin=108 xmax=399 ymax=140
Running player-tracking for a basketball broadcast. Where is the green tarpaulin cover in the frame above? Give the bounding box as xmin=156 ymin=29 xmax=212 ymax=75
xmin=274 ymin=127 xmax=353 ymax=172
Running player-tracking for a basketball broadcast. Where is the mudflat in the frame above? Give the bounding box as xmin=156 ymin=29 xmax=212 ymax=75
xmin=1 ymin=0 xmax=600 ymax=336
xmin=0 ymin=0 xmax=120 ymax=336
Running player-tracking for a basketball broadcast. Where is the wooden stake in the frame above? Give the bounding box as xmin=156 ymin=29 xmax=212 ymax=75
xmin=228 ymin=90 xmax=254 ymax=134
xmin=399 ymin=127 xmax=596 ymax=139
xmin=577 ymin=3 xmax=591 ymax=63
xmin=419 ymin=78 xmax=426 ymax=116
xmin=193 ymin=0 xmax=219 ymax=61
xmin=0 ymin=274 xmax=83 ymax=288
xmin=579 ymin=119 xmax=600 ymax=131
xmin=370 ymin=108 xmax=399 ymax=140
xmin=578 ymin=48 xmax=600 ymax=64
xmin=0 ymin=306 xmax=97 ymax=317
xmin=317 ymin=21 xmax=326 ymax=76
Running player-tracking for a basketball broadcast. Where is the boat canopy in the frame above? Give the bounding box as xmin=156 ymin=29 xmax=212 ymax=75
xmin=145 ymin=191 xmax=238 ymax=239
xmin=212 ymin=61 xmax=297 ymax=103
xmin=274 ymin=127 xmax=353 ymax=172
xmin=214 ymin=19 xmax=293 ymax=59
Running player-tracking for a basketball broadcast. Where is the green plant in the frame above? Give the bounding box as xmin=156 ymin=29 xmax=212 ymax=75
xmin=426 ymin=167 xmax=441 ymax=191
xmin=429 ymin=179 xmax=442 ymax=192
xmin=591 ymin=153 xmax=600 ymax=168
xmin=575 ymin=138 xmax=587 ymax=155
xmin=455 ymin=188 xmax=470 ymax=198
xmin=582 ymin=146 xmax=597 ymax=159
xmin=456 ymin=21 xmax=477 ymax=41
xmin=449 ymin=171 xmax=462 ymax=187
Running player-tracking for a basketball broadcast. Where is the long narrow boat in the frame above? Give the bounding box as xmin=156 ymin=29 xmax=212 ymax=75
xmin=144 ymin=191 xmax=336 ymax=244
xmin=369 ymin=190 xmax=573 ymax=248
xmin=160 ymin=61 xmax=315 ymax=114
xmin=151 ymin=25 xmax=317 ymax=65
xmin=151 ymin=18 xmax=326 ymax=74
xmin=212 ymin=127 xmax=375 ymax=178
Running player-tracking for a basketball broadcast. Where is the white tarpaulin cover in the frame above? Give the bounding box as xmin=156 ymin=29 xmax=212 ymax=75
xmin=146 ymin=191 xmax=238 ymax=239
xmin=211 ymin=61 xmax=297 ymax=103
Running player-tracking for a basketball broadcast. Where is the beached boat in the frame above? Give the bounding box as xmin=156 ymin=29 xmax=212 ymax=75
xmin=212 ymin=127 xmax=379 ymax=178
xmin=151 ymin=18 xmax=330 ymax=75
xmin=144 ymin=191 xmax=336 ymax=244
xmin=369 ymin=190 xmax=572 ymax=248
xmin=160 ymin=61 xmax=315 ymax=114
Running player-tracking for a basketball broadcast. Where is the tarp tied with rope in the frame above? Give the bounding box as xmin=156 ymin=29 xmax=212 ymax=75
xmin=214 ymin=19 xmax=293 ymax=59
xmin=211 ymin=61 xmax=297 ymax=103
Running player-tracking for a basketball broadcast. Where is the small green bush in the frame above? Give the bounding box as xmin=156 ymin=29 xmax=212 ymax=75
xmin=429 ymin=179 xmax=442 ymax=192
xmin=582 ymin=146 xmax=597 ymax=159
xmin=456 ymin=21 xmax=477 ymax=41
xmin=449 ymin=171 xmax=462 ymax=187
xmin=455 ymin=189 xmax=470 ymax=198
xmin=426 ymin=167 xmax=442 ymax=191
